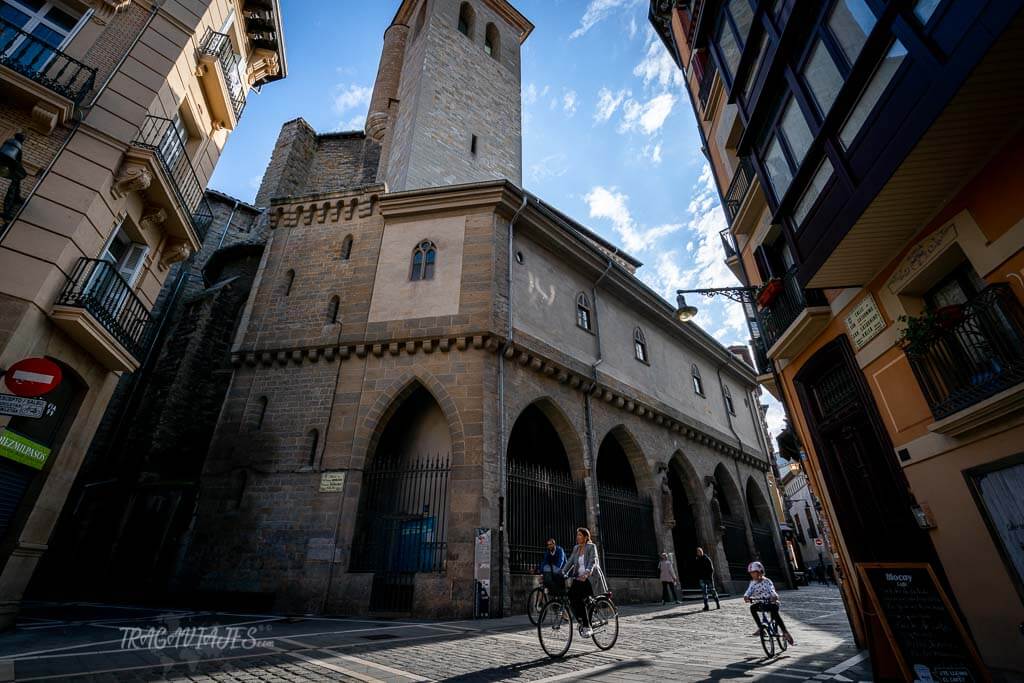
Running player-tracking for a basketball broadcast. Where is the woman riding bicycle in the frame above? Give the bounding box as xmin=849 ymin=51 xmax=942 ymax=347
xmin=565 ymin=527 xmax=607 ymax=638
xmin=743 ymin=561 xmax=795 ymax=645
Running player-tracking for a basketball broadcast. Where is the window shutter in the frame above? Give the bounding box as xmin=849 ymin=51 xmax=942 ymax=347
xmin=753 ymin=245 xmax=772 ymax=281
xmin=118 ymin=243 xmax=148 ymax=286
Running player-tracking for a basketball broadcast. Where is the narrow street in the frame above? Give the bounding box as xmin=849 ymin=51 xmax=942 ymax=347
xmin=0 ymin=586 xmax=871 ymax=682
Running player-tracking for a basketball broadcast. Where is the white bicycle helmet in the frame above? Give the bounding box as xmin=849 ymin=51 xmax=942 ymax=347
xmin=747 ymin=561 xmax=765 ymax=573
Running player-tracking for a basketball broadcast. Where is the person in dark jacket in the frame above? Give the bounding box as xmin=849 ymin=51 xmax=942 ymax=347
xmin=695 ymin=547 xmax=720 ymax=610
xmin=536 ymin=538 xmax=566 ymax=590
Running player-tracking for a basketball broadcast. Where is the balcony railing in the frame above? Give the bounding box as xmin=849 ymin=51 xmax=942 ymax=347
xmin=56 ymin=258 xmax=155 ymax=361
xmin=198 ymin=28 xmax=246 ymax=119
xmin=131 ymin=116 xmax=213 ymax=240
xmin=0 ymin=16 xmax=96 ymax=103
xmin=719 ymin=226 xmax=738 ymax=259
xmin=903 ymin=284 xmax=1024 ymax=420
xmin=724 ymin=157 xmax=755 ymax=222
xmin=697 ymin=54 xmax=717 ymax=110
xmin=759 ymin=266 xmax=828 ymax=350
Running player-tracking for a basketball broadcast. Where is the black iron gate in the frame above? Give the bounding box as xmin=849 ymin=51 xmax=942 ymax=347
xmin=508 ymin=461 xmax=586 ymax=573
xmin=753 ymin=526 xmax=783 ymax=579
xmin=723 ymin=519 xmax=750 ymax=580
xmin=597 ymin=483 xmax=659 ymax=578
xmin=350 ymin=455 xmax=450 ymax=612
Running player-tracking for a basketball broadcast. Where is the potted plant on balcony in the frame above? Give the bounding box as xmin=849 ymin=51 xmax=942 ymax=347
xmin=897 ymin=305 xmax=964 ymax=351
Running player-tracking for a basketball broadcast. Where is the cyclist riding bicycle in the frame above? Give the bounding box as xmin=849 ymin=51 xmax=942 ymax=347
xmin=743 ymin=561 xmax=795 ymax=645
xmin=565 ymin=527 xmax=608 ymax=638
xmin=536 ymin=538 xmax=566 ymax=590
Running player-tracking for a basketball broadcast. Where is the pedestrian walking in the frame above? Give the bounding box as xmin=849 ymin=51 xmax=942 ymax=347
xmin=695 ymin=547 xmax=720 ymax=610
xmin=658 ymin=552 xmax=681 ymax=604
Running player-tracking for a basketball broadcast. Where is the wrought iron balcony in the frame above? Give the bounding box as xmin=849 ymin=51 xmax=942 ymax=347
xmin=903 ymin=284 xmax=1024 ymax=420
xmin=697 ymin=55 xmax=717 ymax=111
xmin=0 ymin=16 xmax=96 ymax=103
xmin=759 ymin=266 xmax=828 ymax=352
xmin=55 ymin=258 xmax=155 ymax=361
xmin=197 ymin=28 xmax=246 ymax=120
xmin=724 ymin=157 xmax=755 ymax=223
xmin=131 ymin=116 xmax=213 ymax=240
xmin=719 ymin=226 xmax=738 ymax=259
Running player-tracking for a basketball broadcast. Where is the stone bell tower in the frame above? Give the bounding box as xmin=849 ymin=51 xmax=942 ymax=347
xmin=366 ymin=0 xmax=533 ymax=192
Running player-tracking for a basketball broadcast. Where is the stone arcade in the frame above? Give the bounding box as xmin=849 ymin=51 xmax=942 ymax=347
xmin=177 ymin=0 xmax=786 ymax=617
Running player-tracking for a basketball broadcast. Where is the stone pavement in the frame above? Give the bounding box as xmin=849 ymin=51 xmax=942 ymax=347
xmin=0 ymin=585 xmax=872 ymax=682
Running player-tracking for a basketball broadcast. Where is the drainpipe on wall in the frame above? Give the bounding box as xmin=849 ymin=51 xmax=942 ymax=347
xmin=586 ymin=255 xmax=615 ymax=566
xmin=496 ymin=191 xmax=528 ymax=618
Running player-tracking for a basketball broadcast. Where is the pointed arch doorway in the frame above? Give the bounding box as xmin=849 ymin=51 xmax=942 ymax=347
xmin=667 ymin=455 xmax=703 ymax=588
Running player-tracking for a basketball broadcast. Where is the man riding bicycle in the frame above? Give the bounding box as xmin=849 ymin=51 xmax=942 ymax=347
xmin=743 ymin=561 xmax=795 ymax=645
xmin=536 ymin=538 xmax=566 ymax=590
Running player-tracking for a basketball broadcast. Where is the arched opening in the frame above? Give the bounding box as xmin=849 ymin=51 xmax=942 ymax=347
xmin=340 ymin=235 xmax=353 ymax=260
xmin=746 ymin=478 xmax=783 ymax=578
xmin=327 ymin=295 xmax=340 ymax=324
xmin=713 ymin=464 xmax=749 ymax=580
xmin=284 ymin=269 xmax=295 ymax=296
xmin=410 ymin=240 xmax=436 ymax=281
xmin=507 ymin=401 xmax=585 ymax=574
xmin=596 ymin=429 xmax=657 ymax=578
xmin=668 ymin=453 xmax=702 ymax=588
xmin=253 ymin=396 xmax=267 ymax=430
xmin=307 ymin=429 xmax=319 ymax=468
xmin=413 ymin=0 xmax=428 ymax=40
xmin=350 ymin=384 xmax=452 ymax=610
xmin=457 ymin=1 xmax=474 ymax=39
xmin=484 ymin=22 xmax=500 ymax=60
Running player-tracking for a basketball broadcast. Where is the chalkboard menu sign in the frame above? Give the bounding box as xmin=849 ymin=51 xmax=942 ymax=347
xmin=857 ymin=563 xmax=988 ymax=682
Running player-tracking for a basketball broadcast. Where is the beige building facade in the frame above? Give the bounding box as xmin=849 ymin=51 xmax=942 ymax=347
xmin=0 ymin=0 xmax=285 ymax=629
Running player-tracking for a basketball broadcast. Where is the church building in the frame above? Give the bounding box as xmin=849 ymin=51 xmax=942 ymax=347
xmin=175 ymin=0 xmax=784 ymax=617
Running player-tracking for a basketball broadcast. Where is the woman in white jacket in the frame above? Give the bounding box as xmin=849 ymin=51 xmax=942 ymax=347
xmin=564 ymin=527 xmax=607 ymax=637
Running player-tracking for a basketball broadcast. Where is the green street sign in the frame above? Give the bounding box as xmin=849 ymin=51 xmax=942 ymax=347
xmin=0 ymin=430 xmax=50 ymax=470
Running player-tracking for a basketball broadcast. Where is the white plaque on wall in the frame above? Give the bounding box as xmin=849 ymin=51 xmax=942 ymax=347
xmin=319 ymin=471 xmax=346 ymax=493
xmin=845 ymin=295 xmax=887 ymax=350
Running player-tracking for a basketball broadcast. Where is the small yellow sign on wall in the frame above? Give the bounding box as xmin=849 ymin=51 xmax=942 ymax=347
xmin=845 ymin=295 xmax=886 ymax=350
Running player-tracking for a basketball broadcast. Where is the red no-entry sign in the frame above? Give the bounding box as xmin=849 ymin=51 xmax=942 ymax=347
xmin=4 ymin=358 xmax=62 ymax=397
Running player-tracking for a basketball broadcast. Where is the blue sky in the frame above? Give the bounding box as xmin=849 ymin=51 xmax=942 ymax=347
xmin=210 ymin=0 xmax=784 ymax=438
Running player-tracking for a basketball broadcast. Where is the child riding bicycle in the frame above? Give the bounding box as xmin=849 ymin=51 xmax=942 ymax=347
xmin=743 ymin=561 xmax=795 ymax=645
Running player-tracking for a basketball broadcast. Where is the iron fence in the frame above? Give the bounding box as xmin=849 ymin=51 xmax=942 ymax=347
xmin=597 ymin=483 xmax=659 ymax=578
xmin=350 ymin=455 xmax=449 ymax=574
xmin=198 ymin=28 xmax=246 ymax=119
xmin=0 ymin=16 xmax=96 ymax=103
xmin=724 ymin=157 xmax=755 ymax=222
xmin=752 ymin=527 xmax=783 ymax=579
xmin=55 ymin=258 xmax=155 ymax=360
xmin=723 ymin=519 xmax=750 ymax=580
xmin=508 ymin=461 xmax=586 ymax=574
xmin=903 ymin=284 xmax=1024 ymax=419
xmin=759 ymin=265 xmax=828 ymax=351
xmin=131 ymin=116 xmax=214 ymax=240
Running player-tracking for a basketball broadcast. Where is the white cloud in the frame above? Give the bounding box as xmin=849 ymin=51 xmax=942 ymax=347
xmin=337 ymin=114 xmax=364 ymax=131
xmin=333 ymin=84 xmax=372 ymax=114
xmin=541 ymin=85 xmax=550 ymax=97
xmin=563 ymin=89 xmax=578 ymax=116
xmin=583 ymin=186 xmax=683 ymax=253
xmin=528 ymin=153 xmax=569 ymax=183
xmin=618 ymin=92 xmax=676 ymax=135
xmin=628 ymin=16 xmax=638 ymax=40
xmin=634 ymin=35 xmax=686 ymax=90
xmin=642 ymin=142 xmax=663 ymax=164
xmin=764 ymin=400 xmax=787 ymax=440
xmin=594 ymin=87 xmax=630 ymax=123
xmin=570 ymin=0 xmax=642 ymax=39
xmin=523 ymin=83 xmax=538 ymax=106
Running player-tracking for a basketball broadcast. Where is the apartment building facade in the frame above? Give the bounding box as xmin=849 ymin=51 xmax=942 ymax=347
xmin=0 ymin=0 xmax=285 ymax=629
xmin=651 ymin=0 xmax=1024 ymax=678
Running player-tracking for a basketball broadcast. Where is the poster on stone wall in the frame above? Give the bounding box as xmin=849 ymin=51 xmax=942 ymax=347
xmin=475 ymin=528 xmax=491 ymax=618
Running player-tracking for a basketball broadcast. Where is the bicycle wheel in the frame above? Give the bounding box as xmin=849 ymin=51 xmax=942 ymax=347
xmin=527 ymin=587 xmax=546 ymax=626
xmin=776 ymin=628 xmax=789 ymax=653
xmin=759 ymin=621 xmax=775 ymax=658
xmin=588 ymin=597 xmax=619 ymax=651
xmin=537 ymin=599 xmax=573 ymax=659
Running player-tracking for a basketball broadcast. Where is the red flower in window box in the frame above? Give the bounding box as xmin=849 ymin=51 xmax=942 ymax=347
xmin=757 ymin=279 xmax=783 ymax=307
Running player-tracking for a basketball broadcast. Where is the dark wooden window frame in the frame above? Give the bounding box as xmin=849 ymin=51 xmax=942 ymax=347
xmin=963 ymin=452 xmax=1024 ymax=607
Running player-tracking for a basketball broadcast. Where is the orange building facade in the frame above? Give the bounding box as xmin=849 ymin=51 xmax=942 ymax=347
xmin=650 ymin=0 xmax=1024 ymax=678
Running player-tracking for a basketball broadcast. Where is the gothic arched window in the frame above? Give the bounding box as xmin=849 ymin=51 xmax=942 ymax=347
xmin=284 ymin=269 xmax=295 ymax=296
xmin=484 ymin=23 xmax=500 ymax=60
xmin=254 ymin=396 xmax=267 ymax=430
xmin=576 ymin=292 xmax=591 ymax=331
xmin=340 ymin=234 xmax=353 ymax=260
xmin=633 ymin=327 xmax=648 ymax=363
xmin=457 ymin=2 xmax=474 ymax=39
xmin=692 ymin=363 xmax=705 ymax=396
xmin=410 ymin=240 xmax=437 ymax=280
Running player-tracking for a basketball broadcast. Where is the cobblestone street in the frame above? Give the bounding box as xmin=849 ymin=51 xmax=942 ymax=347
xmin=0 ymin=586 xmax=871 ymax=682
